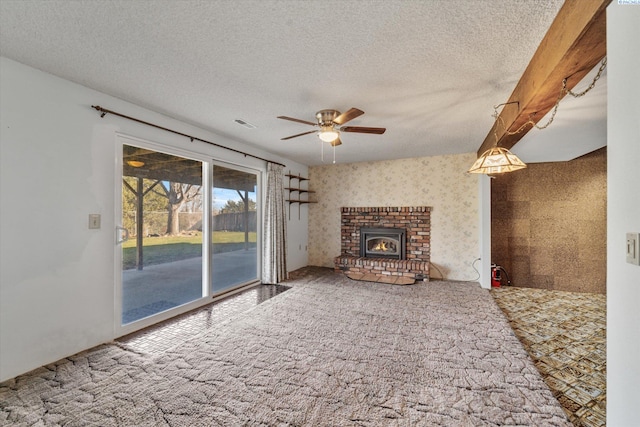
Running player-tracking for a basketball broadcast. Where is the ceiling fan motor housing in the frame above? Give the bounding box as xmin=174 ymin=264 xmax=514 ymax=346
xmin=278 ymin=107 xmax=384 ymax=144
xmin=316 ymin=109 xmax=340 ymax=127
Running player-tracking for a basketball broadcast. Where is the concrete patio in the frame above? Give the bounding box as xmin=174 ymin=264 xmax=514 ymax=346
xmin=122 ymin=248 xmax=258 ymax=323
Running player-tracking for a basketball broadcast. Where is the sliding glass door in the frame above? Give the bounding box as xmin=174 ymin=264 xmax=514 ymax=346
xmin=120 ymin=143 xmax=205 ymax=324
xmin=211 ymin=164 xmax=259 ymax=292
xmin=117 ymin=138 xmax=261 ymax=329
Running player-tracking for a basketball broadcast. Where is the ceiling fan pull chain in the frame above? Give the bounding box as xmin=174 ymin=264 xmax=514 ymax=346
xmin=333 ymin=143 xmax=336 ymax=164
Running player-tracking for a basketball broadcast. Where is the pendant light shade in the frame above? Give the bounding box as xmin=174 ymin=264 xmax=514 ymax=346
xmin=318 ymin=129 xmax=339 ymax=143
xmin=467 ymin=146 xmax=527 ymax=174
xmin=318 ymin=125 xmax=339 ymax=143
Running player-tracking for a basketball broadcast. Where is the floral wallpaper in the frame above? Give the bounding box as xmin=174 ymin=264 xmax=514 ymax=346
xmin=308 ymin=152 xmax=480 ymax=281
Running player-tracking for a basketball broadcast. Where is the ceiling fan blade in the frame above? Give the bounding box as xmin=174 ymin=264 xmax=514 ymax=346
xmin=281 ymin=130 xmax=317 ymax=140
xmin=330 ymin=137 xmax=342 ymax=147
xmin=333 ymin=108 xmax=364 ymax=125
xmin=277 ymin=116 xmax=317 ymax=126
xmin=340 ymin=126 xmax=386 ymax=135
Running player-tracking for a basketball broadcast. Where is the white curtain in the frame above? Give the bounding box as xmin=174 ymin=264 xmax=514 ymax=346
xmin=262 ymin=163 xmax=287 ymax=283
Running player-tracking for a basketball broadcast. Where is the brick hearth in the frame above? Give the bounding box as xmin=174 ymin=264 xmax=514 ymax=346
xmin=334 ymin=206 xmax=431 ymax=282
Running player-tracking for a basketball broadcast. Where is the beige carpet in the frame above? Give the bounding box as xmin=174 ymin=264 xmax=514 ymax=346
xmin=1 ymin=270 xmax=571 ymax=426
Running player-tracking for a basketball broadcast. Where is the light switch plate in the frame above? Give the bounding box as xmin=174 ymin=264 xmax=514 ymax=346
xmin=627 ymin=232 xmax=640 ymax=265
xmin=89 ymin=214 xmax=101 ymax=229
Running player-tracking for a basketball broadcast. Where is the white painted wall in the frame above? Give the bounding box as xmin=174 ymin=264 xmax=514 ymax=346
xmin=606 ymin=3 xmax=640 ymax=425
xmin=478 ymin=175 xmax=492 ymax=289
xmin=283 ymin=167 xmax=311 ymax=274
xmin=0 ymin=57 xmax=307 ymax=382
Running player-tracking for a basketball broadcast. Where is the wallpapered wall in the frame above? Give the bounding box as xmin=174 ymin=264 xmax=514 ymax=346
xmin=308 ymin=152 xmax=480 ymax=281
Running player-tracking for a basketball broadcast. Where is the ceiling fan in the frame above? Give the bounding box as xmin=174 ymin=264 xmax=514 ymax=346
xmin=277 ymin=108 xmax=386 ymax=146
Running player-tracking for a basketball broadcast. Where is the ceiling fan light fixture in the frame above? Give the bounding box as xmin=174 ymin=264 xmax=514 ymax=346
xmin=467 ymin=146 xmax=526 ymax=174
xmin=277 ymin=108 xmax=385 ymax=163
xmin=126 ymin=160 xmax=145 ymax=168
xmin=318 ymin=127 xmax=339 ymax=143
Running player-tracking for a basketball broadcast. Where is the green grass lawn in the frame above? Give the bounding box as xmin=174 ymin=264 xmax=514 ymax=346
xmin=123 ymin=232 xmax=257 ymax=270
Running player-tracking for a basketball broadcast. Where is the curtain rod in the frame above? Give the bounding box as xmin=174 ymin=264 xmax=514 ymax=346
xmin=91 ymin=105 xmax=286 ymax=167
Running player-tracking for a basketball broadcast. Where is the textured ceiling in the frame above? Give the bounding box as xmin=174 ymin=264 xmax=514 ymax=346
xmin=0 ymin=0 xmax=605 ymax=166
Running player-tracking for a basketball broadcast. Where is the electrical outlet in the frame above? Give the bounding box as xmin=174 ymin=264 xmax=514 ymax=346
xmin=89 ymin=214 xmax=101 ymax=229
xmin=627 ymin=232 xmax=640 ymax=266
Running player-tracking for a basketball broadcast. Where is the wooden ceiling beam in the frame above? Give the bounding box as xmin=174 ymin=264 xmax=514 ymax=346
xmin=477 ymin=0 xmax=611 ymax=156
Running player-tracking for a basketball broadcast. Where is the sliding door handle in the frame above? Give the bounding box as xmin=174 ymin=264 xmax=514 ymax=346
xmin=116 ymin=226 xmax=129 ymax=245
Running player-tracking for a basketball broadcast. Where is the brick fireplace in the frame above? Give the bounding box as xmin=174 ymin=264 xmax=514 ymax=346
xmin=334 ymin=206 xmax=431 ymax=284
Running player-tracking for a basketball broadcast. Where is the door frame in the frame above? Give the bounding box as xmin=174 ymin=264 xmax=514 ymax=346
xmin=114 ymin=133 xmax=263 ymax=338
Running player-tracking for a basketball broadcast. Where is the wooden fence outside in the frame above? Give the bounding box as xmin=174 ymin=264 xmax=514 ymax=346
xmin=124 ymin=211 xmax=257 ymax=236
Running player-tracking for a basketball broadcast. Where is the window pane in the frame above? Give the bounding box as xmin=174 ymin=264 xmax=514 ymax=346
xmin=212 ymin=165 xmax=258 ymax=293
xmin=121 ymin=144 xmax=204 ymax=324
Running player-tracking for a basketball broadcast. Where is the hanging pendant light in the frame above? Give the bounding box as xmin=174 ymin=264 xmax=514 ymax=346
xmin=467 ymin=146 xmax=526 ymax=174
xmin=468 ymin=101 xmax=527 ymax=175
xmin=468 ymin=58 xmax=606 ymax=176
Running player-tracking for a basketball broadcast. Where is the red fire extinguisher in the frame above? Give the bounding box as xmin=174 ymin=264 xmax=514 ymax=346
xmin=491 ymin=264 xmax=511 ymax=287
xmin=491 ymin=264 xmax=502 ymax=287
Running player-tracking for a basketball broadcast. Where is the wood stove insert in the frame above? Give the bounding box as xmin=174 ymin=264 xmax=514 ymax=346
xmin=360 ymin=227 xmax=406 ymax=260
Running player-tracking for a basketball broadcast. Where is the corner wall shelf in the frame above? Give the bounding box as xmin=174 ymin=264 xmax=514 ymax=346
xmin=285 ymin=172 xmax=316 ymax=219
